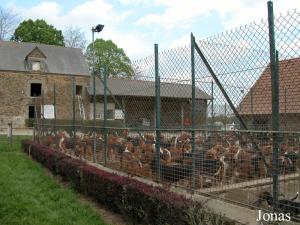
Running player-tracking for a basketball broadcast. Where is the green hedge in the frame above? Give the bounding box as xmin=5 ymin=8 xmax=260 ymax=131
xmin=22 ymin=140 xmax=234 ymax=225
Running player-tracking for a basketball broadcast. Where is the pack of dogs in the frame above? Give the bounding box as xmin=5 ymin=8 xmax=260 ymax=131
xmin=39 ymin=130 xmax=300 ymax=188
xmin=36 ymin=129 xmax=300 ymax=216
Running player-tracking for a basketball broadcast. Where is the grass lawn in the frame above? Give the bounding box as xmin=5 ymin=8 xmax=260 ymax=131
xmin=0 ymin=136 xmax=110 ymax=225
xmin=0 ymin=135 xmax=32 ymax=152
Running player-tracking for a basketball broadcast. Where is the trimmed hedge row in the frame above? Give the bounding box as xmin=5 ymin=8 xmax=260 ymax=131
xmin=22 ymin=140 xmax=234 ymax=225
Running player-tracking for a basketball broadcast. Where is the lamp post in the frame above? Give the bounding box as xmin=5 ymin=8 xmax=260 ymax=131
xmin=92 ymin=24 xmax=104 ymax=163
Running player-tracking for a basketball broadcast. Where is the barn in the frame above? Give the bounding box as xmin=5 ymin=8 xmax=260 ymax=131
xmin=238 ymin=58 xmax=300 ymax=131
xmin=88 ymin=78 xmax=211 ymax=128
xmin=0 ymin=41 xmax=90 ymax=127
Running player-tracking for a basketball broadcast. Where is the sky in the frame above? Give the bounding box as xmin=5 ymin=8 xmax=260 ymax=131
xmin=1 ymin=0 xmax=299 ymax=60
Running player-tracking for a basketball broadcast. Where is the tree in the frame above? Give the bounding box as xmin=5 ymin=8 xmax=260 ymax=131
xmin=0 ymin=7 xmax=19 ymax=40
xmin=11 ymin=19 xmax=64 ymax=46
xmin=86 ymin=39 xmax=134 ymax=78
xmin=63 ymin=26 xmax=86 ymax=50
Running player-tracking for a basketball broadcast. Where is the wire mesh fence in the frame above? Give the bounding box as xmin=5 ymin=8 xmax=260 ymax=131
xmin=33 ymin=3 xmax=300 ymax=221
xmin=36 ymin=124 xmax=300 ymax=216
xmin=0 ymin=125 xmax=12 ymax=145
xmin=0 ymin=124 xmax=33 ymax=149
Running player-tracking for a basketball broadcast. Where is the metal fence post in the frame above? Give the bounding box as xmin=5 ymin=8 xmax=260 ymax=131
xmin=34 ymin=97 xmax=40 ymax=143
xmin=284 ymin=88 xmax=287 ymax=130
xmin=211 ymin=80 xmax=214 ymax=128
xmin=53 ymin=83 xmax=57 ymax=135
xmin=191 ymin=34 xmax=196 ymax=189
xmin=33 ymin=119 xmax=36 ymax=141
xmin=268 ymin=0 xmax=280 ymax=212
xmin=7 ymin=123 xmax=12 ymax=146
xmin=72 ymin=76 xmax=76 ymax=154
xmin=155 ymin=43 xmax=161 ymax=179
xmin=250 ymin=88 xmax=254 ymax=129
xmin=224 ymin=103 xmax=227 ymax=132
xmin=103 ymin=67 xmax=108 ymax=166
xmin=93 ymin=68 xmax=97 ymax=163
xmin=41 ymin=90 xmax=45 ymax=138
xmin=33 ymin=96 xmax=36 ymax=141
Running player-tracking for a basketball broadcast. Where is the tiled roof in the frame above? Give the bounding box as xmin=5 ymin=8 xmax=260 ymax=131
xmin=87 ymin=78 xmax=211 ymax=99
xmin=239 ymin=58 xmax=300 ymax=115
xmin=0 ymin=41 xmax=89 ymax=76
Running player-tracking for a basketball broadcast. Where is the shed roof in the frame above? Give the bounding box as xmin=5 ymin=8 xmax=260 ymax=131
xmin=0 ymin=41 xmax=89 ymax=76
xmin=87 ymin=78 xmax=211 ymax=99
xmin=239 ymin=58 xmax=300 ymax=115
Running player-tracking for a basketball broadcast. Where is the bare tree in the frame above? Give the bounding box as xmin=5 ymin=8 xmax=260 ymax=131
xmin=63 ymin=26 xmax=87 ymax=50
xmin=0 ymin=7 xmax=19 ymax=41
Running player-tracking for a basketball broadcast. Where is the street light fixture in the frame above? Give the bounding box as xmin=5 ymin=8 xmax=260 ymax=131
xmin=92 ymin=24 xmax=104 ymax=47
xmin=92 ymin=24 xmax=104 ymax=33
xmin=92 ymin=24 xmax=104 ymax=163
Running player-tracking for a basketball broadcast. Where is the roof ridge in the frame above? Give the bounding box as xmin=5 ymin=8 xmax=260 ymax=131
xmin=0 ymin=40 xmax=81 ymax=51
xmin=108 ymin=77 xmax=193 ymax=86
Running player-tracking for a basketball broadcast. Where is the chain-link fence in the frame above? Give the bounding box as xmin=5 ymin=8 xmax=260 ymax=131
xmin=0 ymin=124 xmax=12 ymax=145
xmin=0 ymin=124 xmax=33 ymax=148
xmin=34 ymin=2 xmax=300 ymax=221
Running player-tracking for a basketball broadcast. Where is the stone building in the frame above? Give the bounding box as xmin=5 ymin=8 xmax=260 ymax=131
xmin=0 ymin=41 xmax=90 ymax=127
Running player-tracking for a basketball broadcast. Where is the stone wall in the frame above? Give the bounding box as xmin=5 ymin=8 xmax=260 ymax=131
xmin=0 ymin=71 xmax=90 ymax=127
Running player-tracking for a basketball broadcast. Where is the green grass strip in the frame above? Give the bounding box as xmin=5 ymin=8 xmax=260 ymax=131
xmin=0 ymin=149 xmax=110 ymax=225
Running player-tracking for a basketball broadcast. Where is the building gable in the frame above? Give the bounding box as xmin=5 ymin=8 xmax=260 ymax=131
xmin=239 ymin=57 xmax=300 ymax=115
xmin=25 ymin=46 xmax=47 ymax=60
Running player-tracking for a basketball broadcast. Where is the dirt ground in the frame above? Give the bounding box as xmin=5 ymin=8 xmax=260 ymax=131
xmin=41 ymin=164 xmax=129 ymax=225
xmin=78 ymin=195 xmax=129 ymax=225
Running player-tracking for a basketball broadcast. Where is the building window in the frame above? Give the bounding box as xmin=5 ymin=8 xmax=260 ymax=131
xmin=30 ymin=83 xmax=42 ymax=97
xmin=76 ymin=85 xmax=83 ymax=95
xmin=31 ymin=61 xmax=41 ymax=71
xmin=28 ymin=106 xmax=35 ymax=118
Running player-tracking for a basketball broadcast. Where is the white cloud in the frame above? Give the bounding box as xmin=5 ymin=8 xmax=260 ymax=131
xmin=169 ymin=33 xmax=190 ymax=48
xmin=220 ymin=0 xmax=300 ymax=30
xmin=118 ymin=0 xmax=145 ymax=4
xmin=6 ymin=0 xmax=300 ymax=59
xmin=136 ymin=0 xmax=213 ymax=29
xmin=136 ymin=0 xmax=300 ymax=30
xmin=22 ymin=1 xmax=62 ymax=21
xmin=14 ymin=0 xmax=117 ymax=30
xmin=8 ymin=0 xmax=149 ymax=59
xmin=102 ymin=28 xmax=152 ymax=59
